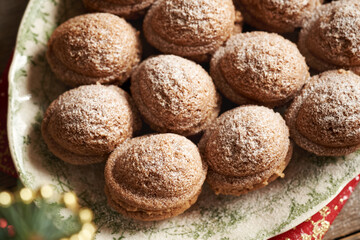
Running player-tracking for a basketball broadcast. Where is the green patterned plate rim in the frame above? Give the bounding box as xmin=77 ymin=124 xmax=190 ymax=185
xmin=7 ymin=0 xmax=360 ymax=239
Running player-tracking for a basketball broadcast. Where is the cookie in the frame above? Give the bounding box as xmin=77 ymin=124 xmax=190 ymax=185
xmin=211 ymin=32 xmax=309 ymax=107
xmin=235 ymin=0 xmax=322 ymax=33
xmin=298 ymin=0 xmax=360 ymax=74
xmin=42 ymin=84 xmax=141 ymax=165
xmin=286 ymin=69 xmax=360 ymax=156
xmin=199 ymin=105 xmax=292 ymax=196
xmin=131 ymin=55 xmax=221 ymax=136
xmin=104 ymin=134 xmax=207 ymax=221
xmin=82 ymin=0 xmax=155 ymax=19
xmin=143 ymin=0 xmax=238 ymax=62
xmin=47 ymin=13 xmax=141 ymax=87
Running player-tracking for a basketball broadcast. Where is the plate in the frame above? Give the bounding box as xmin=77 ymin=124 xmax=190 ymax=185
xmin=7 ymin=0 xmax=360 ymax=239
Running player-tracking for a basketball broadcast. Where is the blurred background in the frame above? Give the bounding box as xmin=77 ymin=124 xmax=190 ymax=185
xmin=0 ymin=0 xmax=28 ymax=71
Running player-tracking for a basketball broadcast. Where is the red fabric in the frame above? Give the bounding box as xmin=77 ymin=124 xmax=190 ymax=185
xmin=0 ymin=56 xmax=18 ymax=178
xmin=0 ymin=58 xmax=359 ymax=238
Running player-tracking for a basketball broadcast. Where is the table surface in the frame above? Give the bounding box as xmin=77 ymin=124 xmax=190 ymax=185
xmin=1 ymin=1 xmax=360 ymax=239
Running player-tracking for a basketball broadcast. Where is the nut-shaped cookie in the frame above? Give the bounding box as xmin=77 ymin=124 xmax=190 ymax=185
xmin=235 ymin=0 xmax=322 ymax=33
xmin=286 ymin=70 xmax=360 ymax=156
xmin=143 ymin=0 xmax=237 ymax=62
xmin=211 ymin=32 xmax=309 ymax=107
xmin=82 ymin=0 xmax=155 ymax=19
xmin=199 ymin=105 xmax=292 ymax=196
xmin=299 ymin=0 xmax=360 ymax=74
xmin=42 ymin=85 xmax=141 ymax=165
xmin=47 ymin=13 xmax=141 ymax=87
xmin=131 ymin=55 xmax=221 ymax=136
xmin=105 ymin=133 xmax=207 ymax=221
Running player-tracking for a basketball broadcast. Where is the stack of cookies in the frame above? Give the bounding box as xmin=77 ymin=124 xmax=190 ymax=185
xmin=42 ymin=0 xmax=360 ymax=221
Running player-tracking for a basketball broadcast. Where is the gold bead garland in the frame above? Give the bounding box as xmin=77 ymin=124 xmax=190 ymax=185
xmin=0 ymin=191 xmax=13 ymax=207
xmin=0 ymin=185 xmax=96 ymax=240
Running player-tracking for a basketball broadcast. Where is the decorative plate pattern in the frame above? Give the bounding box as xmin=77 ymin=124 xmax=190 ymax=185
xmin=7 ymin=0 xmax=360 ymax=239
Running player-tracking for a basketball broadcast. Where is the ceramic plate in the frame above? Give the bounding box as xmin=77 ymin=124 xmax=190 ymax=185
xmin=7 ymin=0 xmax=360 ymax=239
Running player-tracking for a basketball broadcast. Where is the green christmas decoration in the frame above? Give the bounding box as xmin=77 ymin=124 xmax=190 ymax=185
xmin=0 ymin=186 xmax=96 ymax=240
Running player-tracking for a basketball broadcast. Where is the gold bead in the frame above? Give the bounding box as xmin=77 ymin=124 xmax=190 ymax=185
xmin=39 ymin=185 xmax=54 ymax=199
xmin=0 ymin=191 xmax=13 ymax=207
xmin=78 ymin=228 xmax=93 ymax=240
xmin=59 ymin=238 xmax=69 ymax=240
xmin=69 ymin=234 xmax=79 ymax=240
xmin=19 ymin=188 xmax=35 ymax=204
xmin=79 ymin=208 xmax=94 ymax=223
xmin=63 ymin=192 xmax=79 ymax=211
xmin=82 ymin=222 xmax=96 ymax=235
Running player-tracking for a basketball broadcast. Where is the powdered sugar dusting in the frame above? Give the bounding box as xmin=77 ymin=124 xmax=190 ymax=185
xmin=201 ymin=105 xmax=289 ymax=178
xmin=151 ymin=0 xmax=234 ymax=45
xmin=211 ymin=32 xmax=308 ymax=106
xmin=43 ymin=85 xmax=139 ymax=158
xmin=106 ymin=134 xmax=206 ymax=211
xmin=301 ymin=0 xmax=360 ymax=68
xmin=143 ymin=0 xmax=235 ymax=58
xmin=47 ymin=13 xmax=141 ymax=86
xmin=114 ymin=134 xmax=204 ymax=199
xmin=131 ymin=55 xmax=220 ymax=135
xmin=236 ymin=0 xmax=321 ymax=32
xmin=286 ymin=70 xmax=360 ymax=155
xmin=296 ymin=70 xmax=360 ymax=147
